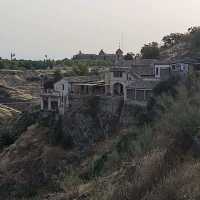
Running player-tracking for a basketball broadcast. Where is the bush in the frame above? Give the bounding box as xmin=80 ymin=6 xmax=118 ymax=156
xmin=116 ymin=126 xmax=153 ymax=157
xmin=0 ymin=111 xmax=40 ymax=149
xmin=44 ymin=114 xmax=74 ymax=149
xmin=154 ymin=87 xmax=200 ymax=152
xmin=0 ymin=127 xmax=14 ymax=147
xmin=72 ymin=65 xmax=89 ymax=76
xmin=90 ymin=153 xmax=108 ymax=177
xmin=53 ymin=69 xmax=63 ymax=82
xmin=147 ymin=76 xmax=181 ymax=122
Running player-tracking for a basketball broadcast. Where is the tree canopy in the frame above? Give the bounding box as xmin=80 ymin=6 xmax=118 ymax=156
xmin=190 ymin=28 xmax=200 ymax=50
xmin=141 ymin=42 xmax=160 ymax=59
xmin=124 ymin=53 xmax=134 ymax=60
xmin=162 ymin=33 xmax=185 ymax=48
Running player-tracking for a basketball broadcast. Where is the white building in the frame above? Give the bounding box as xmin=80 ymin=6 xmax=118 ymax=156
xmin=40 ymin=78 xmax=70 ymax=115
xmin=40 ymin=76 xmax=105 ymax=115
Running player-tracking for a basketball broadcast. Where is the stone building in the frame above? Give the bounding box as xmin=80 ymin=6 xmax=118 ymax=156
xmin=105 ymin=54 xmax=200 ymax=102
xmin=154 ymin=58 xmax=200 ymax=80
xmin=72 ymin=49 xmax=116 ymax=63
xmin=41 ymin=49 xmax=200 ymax=115
xmin=105 ymin=65 xmax=159 ymax=102
xmin=40 ymin=76 xmax=105 ymax=115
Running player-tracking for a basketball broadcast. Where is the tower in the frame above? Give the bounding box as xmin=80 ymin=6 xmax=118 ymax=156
xmin=115 ymin=47 xmax=124 ymax=65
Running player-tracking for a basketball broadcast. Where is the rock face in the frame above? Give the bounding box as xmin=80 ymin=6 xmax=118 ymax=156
xmin=0 ymin=125 xmax=79 ymax=199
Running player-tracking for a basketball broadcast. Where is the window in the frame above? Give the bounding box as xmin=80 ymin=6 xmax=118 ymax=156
xmin=127 ymin=89 xmax=135 ymax=99
xmin=51 ymin=101 xmax=59 ymax=111
xmin=180 ymin=64 xmax=187 ymax=71
xmin=113 ymin=71 xmax=123 ymax=78
xmin=155 ymin=67 xmax=159 ymax=76
xmin=195 ymin=64 xmax=200 ymax=71
xmin=172 ymin=65 xmax=176 ymax=70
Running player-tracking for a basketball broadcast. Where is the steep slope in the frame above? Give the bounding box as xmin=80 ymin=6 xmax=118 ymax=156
xmin=0 ymin=70 xmax=41 ymax=114
xmin=0 ymin=124 xmax=80 ymax=199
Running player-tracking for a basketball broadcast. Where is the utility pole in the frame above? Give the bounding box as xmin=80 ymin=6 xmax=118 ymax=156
xmin=121 ymin=32 xmax=124 ymax=50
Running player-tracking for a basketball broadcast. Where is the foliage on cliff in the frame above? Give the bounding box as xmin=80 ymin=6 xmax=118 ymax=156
xmin=2 ymin=74 xmax=200 ymax=199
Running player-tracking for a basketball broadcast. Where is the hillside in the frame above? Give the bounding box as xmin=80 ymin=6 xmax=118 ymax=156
xmin=142 ymin=26 xmax=200 ymax=61
xmin=0 ymin=70 xmax=41 ymax=100
xmin=0 ymin=74 xmax=200 ymax=200
xmin=1 ymin=27 xmax=200 ymax=200
xmin=0 ymin=70 xmax=43 ymax=121
xmin=0 ymin=105 xmax=20 ymax=125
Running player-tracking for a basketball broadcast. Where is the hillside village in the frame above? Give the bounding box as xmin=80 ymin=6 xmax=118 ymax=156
xmin=41 ymin=48 xmax=200 ymax=115
xmin=2 ymin=26 xmax=200 ymax=200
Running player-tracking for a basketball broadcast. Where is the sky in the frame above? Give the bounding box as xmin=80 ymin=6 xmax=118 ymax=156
xmin=0 ymin=0 xmax=200 ymax=60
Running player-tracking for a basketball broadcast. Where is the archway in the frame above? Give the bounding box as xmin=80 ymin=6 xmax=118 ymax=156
xmin=113 ymin=83 xmax=124 ymax=96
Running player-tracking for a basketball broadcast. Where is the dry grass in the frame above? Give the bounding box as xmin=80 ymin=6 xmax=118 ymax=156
xmin=142 ymin=160 xmax=200 ymax=200
xmin=0 ymin=105 xmax=20 ymax=123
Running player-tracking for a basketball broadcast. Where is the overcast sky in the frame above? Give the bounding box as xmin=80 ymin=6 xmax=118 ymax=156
xmin=0 ymin=0 xmax=200 ymax=60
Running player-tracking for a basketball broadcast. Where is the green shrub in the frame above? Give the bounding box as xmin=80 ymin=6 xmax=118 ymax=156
xmin=46 ymin=115 xmax=74 ymax=149
xmin=73 ymin=65 xmax=89 ymax=76
xmin=13 ymin=184 xmax=38 ymax=198
xmin=0 ymin=111 xmax=40 ymax=149
xmin=141 ymin=42 xmax=160 ymax=59
xmin=53 ymin=69 xmax=63 ymax=82
xmin=191 ymin=30 xmax=200 ymax=50
xmin=91 ymin=153 xmax=108 ymax=177
xmin=116 ymin=126 xmax=153 ymax=157
xmin=147 ymin=76 xmax=180 ymax=122
xmin=0 ymin=127 xmax=14 ymax=147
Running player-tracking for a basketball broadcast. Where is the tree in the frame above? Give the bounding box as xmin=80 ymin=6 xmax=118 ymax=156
xmin=191 ymin=30 xmax=200 ymax=50
xmin=124 ymin=53 xmax=134 ymax=60
xmin=162 ymin=33 xmax=185 ymax=48
xmin=0 ymin=61 xmax=4 ymax=69
xmin=188 ymin=26 xmax=200 ymax=34
xmin=141 ymin=42 xmax=160 ymax=59
xmin=73 ymin=65 xmax=89 ymax=76
xmin=53 ymin=69 xmax=63 ymax=81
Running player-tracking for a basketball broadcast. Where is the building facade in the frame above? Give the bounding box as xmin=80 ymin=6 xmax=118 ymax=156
xmin=40 ymin=76 xmax=105 ymax=114
xmin=41 ymin=50 xmax=200 ymax=115
xmin=72 ymin=49 xmax=116 ymax=63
